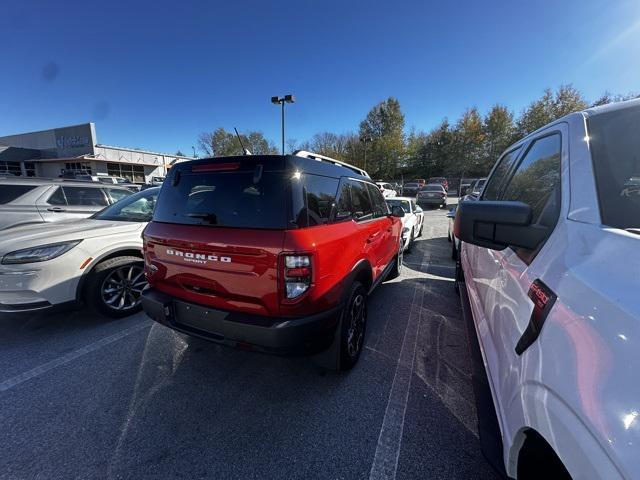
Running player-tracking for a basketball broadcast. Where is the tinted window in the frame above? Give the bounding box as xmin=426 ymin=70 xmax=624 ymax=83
xmin=502 ymin=134 xmax=562 ymax=224
xmin=366 ymin=182 xmax=388 ymax=217
xmin=0 ymin=185 xmax=36 ymax=204
xmin=350 ymin=180 xmax=373 ymax=221
xmin=95 ymin=189 xmax=158 ymax=222
xmin=588 ymin=106 xmax=640 ymax=229
xmin=154 ymin=170 xmax=289 ymax=229
xmin=302 ymin=174 xmax=339 ymax=226
xmin=62 ymin=186 xmax=109 ymax=206
xmin=421 ymin=185 xmax=444 ymax=192
xmin=105 ymin=188 xmax=132 ymax=203
xmin=334 ymin=181 xmax=352 ymax=221
xmin=483 ymin=146 xmax=522 ymax=200
xmin=47 ymin=187 xmax=66 ymax=205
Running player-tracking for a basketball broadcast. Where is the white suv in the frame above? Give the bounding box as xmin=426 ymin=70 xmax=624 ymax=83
xmin=454 ymin=99 xmax=640 ymax=479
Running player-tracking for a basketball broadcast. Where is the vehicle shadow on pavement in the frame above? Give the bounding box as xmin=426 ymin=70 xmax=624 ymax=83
xmin=98 ymin=234 xmax=497 ymax=479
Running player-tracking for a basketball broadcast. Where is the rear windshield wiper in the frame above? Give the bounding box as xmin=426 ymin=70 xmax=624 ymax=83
xmin=186 ymin=212 xmax=218 ymax=224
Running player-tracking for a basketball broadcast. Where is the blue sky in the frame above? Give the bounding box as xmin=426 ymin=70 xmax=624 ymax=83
xmin=1 ymin=0 xmax=639 ymax=155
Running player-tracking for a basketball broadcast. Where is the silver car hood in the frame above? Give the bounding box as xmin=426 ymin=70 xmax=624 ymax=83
xmin=0 ymin=219 xmax=143 ymax=254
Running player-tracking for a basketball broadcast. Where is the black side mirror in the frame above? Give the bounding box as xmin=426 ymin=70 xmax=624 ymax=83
xmin=390 ymin=206 xmax=405 ymax=218
xmin=453 ymin=201 xmax=548 ymax=250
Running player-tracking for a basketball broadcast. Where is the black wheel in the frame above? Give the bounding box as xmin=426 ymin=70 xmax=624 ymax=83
xmin=387 ymin=240 xmax=404 ymax=280
xmin=451 ymin=238 xmax=458 ymax=260
xmin=84 ymin=256 xmax=146 ymax=318
xmin=417 ymin=222 xmax=423 ymax=238
xmin=405 ymin=228 xmax=414 ymax=253
xmin=339 ymin=281 xmax=368 ymax=370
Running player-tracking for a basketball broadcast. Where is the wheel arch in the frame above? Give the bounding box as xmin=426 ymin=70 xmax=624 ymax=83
xmin=504 ymin=384 xmax=624 ymax=479
xmin=343 ymin=259 xmax=373 ymax=300
xmin=75 ymin=246 xmax=143 ymax=302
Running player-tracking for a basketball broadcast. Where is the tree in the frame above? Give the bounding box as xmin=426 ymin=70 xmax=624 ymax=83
xmin=483 ymin=104 xmax=515 ymax=169
xmin=175 ymin=150 xmax=185 ymax=157
xmin=198 ymin=128 xmax=277 ymax=156
xmin=516 ymin=85 xmax=587 ymax=137
xmin=358 ymin=97 xmax=405 ymax=178
xmin=451 ymin=108 xmax=485 ymax=176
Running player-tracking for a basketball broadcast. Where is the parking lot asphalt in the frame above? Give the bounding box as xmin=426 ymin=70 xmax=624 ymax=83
xmin=0 ymin=198 xmax=499 ymax=480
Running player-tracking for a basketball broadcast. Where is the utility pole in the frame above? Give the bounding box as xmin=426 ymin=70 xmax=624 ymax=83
xmin=360 ymin=136 xmax=372 ymax=171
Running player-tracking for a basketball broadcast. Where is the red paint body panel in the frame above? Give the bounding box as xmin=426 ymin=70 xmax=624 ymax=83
xmin=144 ymin=216 xmax=402 ymax=319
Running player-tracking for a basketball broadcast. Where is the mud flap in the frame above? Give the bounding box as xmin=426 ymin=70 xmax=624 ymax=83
xmin=311 ymin=315 xmax=342 ymax=371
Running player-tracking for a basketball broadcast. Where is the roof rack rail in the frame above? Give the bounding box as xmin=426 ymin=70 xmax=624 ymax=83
xmin=293 ymin=150 xmax=370 ymax=178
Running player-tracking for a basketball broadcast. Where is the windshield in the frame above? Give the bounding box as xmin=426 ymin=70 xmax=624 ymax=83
xmin=421 ymin=185 xmax=444 ymax=192
xmin=588 ymin=105 xmax=640 ymax=229
xmin=404 ymin=183 xmax=418 ymax=188
xmin=153 ymin=169 xmax=289 ymax=229
xmin=93 ymin=188 xmax=158 ymax=222
xmin=386 ymin=199 xmax=411 ymax=213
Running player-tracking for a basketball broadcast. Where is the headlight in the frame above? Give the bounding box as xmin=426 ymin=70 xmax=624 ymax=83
xmin=1 ymin=240 xmax=82 ymax=265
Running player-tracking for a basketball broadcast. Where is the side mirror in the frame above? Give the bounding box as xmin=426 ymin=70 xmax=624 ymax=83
xmin=390 ymin=206 xmax=405 ymax=218
xmin=453 ymin=201 xmax=548 ymax=251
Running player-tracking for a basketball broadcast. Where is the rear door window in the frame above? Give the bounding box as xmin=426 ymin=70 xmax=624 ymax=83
xmin=153 ymin=170 xmax=289 ymax=229
xmin=588 ymin=106 xmax=640 ymax=230
xmin=0 ymin=185 xmax=36 ymax=204
xmin=334 ymin=181 xmax=352 ymax=221
xmin=301 ymin=174 xmax=339 ymax=226
xmin=62 ymin=186 xmax=110 ymax=206
xmin=482 ymin=146 xmax=523 ymax=200
xmin=349 ymin=180 xmax=373 ymax=221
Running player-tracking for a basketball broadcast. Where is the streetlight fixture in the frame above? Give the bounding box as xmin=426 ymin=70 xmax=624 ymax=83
xmin=271 ymin=94 xmax=295 ymax=155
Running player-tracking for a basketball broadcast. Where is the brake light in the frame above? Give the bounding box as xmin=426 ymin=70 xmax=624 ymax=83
xmin=282 ymin=255 xmax=312 ymax=299
xmin=192 ymin=162 xmax=240 ymax=172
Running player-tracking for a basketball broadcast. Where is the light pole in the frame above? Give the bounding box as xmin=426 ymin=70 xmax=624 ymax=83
xmin=360 ymin=136 xmax=372 ymax=170
xmin=271 ymin=94 xmax=295 ymax=155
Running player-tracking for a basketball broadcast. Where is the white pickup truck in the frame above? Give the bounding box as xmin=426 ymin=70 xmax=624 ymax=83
xmin=455 ymin=99 xmax=640 ymax=479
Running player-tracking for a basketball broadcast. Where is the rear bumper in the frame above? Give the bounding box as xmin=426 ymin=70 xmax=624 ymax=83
xmin=141 ymin=288 xmax=341 ymax=355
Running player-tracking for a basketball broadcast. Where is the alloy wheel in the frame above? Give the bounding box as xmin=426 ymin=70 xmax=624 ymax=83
xmin=100 ymin=264 xmax=146 ymax=311
xmin=346 ymin=293 xmax=366 ymax=357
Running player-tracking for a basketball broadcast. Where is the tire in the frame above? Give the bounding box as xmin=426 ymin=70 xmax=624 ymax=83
xmin=454 ymin=252 xmax=463 ymax=294
xmin=451 ymin=237 xmax=457 ymax=260
xmin=339 ymin=281 xmax=368 ymax=370
xmin=387 ymin=241 xmax=404 ymax=280
xmin=84 ymin=256 xmax=146 ymax=318
xmin=405 ymin=228 xmax=414 ymax=253
xmin=417 ymin=222 xmax=423 ymax=238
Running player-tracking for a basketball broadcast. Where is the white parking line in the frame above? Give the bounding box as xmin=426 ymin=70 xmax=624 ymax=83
xmin=369 ymin=229 xmax=431 ymax=480
xmin=0 ymin=321 xmax=150 ymax=393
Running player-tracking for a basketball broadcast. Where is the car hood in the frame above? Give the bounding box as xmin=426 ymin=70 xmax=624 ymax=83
xmin=0 ymin=219 xmax=144 ymax=254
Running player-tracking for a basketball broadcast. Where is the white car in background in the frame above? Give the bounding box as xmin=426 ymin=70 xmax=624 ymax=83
xmin=455 ymin=100 xmax=640 ymax=479
xmin=385 ymin=197 xmax=423 ymax=252
xmin=376 ymin=182 xmax=397 ymax=198
xmin=0 ymin=188 xmax=159 ymax=318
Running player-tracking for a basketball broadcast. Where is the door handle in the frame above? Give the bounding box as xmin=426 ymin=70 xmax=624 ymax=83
xmin=366 ymin=233 xmax=379 ymax=243
xmin=47 ymin=207 xmax=66 ymax=212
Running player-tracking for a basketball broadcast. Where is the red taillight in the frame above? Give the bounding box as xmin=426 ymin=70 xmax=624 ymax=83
xmin=281 ymin=254 xmax=312 ymax=300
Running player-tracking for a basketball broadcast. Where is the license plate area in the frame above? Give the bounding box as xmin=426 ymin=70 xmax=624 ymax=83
xmin=174 ymin=301 xmax=228 ymax=335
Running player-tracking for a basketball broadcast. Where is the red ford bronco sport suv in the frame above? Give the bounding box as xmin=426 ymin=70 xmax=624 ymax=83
xmin=141 ymin=151 xmax=405 ymax=370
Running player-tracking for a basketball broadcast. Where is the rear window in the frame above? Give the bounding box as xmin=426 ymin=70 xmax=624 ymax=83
xmin=588 ymin=106 xmax=640 ymax=230
xmin=404 ymin=183 xmax=418 ymax=188
xmin=153 ymin=170 xmax=290 ymax=229
xmin=0 ymin=185 xmax=36 ymax=204
xmin=421 ymin=185 xmax=444 ymax=192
